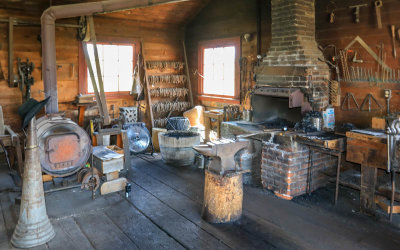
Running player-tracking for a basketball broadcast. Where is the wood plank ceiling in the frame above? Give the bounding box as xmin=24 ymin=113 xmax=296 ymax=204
xmin=0 ymin=0 xmax=210 ymax=26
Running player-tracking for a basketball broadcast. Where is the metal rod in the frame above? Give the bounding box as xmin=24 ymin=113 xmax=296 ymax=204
xmin=335 ymin=153 xmax=342 ymax=206
xmin=44 ymin=184 xmax=81 ymax=194
xmin=0 ymin=18 xmax=82 ymax=28
xmin=390 ymin=169 xmax=395 ymax=221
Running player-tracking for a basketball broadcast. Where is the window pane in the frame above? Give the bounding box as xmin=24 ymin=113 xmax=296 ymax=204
xmin=103 ymin=45 xmax=118 ymax=63
xmin=87 ymin=75 xmax=99 ymax=93
xmin=202 ymin=46 xmax=235 ymax=96
xmin=103 ymin=76 xmax=118 ymax=92
xmin=104 ymin=59 xmax=119 ymax=77
xmin=119 ymin=46 xmax=133 ymax=62
xmin=118 ymin=61 xmax=133 ymax=77
xmin=86 ymin=43 xmax=134 ymax=93
xmin=119 ymin=74 xmax=133 ymax=92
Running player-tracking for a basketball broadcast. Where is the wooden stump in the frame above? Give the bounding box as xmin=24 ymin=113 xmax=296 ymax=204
xmin=202 ymin=170 xmax=243 ymax=223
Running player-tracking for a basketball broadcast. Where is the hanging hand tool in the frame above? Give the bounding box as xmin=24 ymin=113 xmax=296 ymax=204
xmin=17 ymin=58 xmax=34 ymax=101
xmin=327 ymin=1 xmax=337 ymax=24
xmin=352 ymin=51 xmax=363 ymax=63
xmin=341 ymin=93 xmax=359 ymax=111
xmin=345 ymin=36 xmax=390 ymax=70
xmin=397 ymin=29 xmax=400 ymax=48
xmin=375 ymin=1 xmax=383 ymax=29
xmin=349 ymin=4 xmax=368 ymax=23
xmin=391 ymin=25 xmax=397 ymax=58
xmin=360 ymin=93 xmax=383 ymax=112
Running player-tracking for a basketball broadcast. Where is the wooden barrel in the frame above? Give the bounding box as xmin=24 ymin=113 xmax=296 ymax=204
xmin=158 ymin=131 xmax=200 ymax=166
xmin=202 ymin=170 xmax=243 ymax=223
xmin=152 ymin=128 xmax=167 ymax=152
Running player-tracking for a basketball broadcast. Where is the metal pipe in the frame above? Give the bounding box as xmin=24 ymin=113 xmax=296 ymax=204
xmin=41 ymin=0 xmax=191 ymax=114
xmin=0 ymin=18 xmax=82 ymax=28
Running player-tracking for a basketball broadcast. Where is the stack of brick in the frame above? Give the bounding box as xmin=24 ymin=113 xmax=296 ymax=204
xmin=261 ymin=139 xmax=337 ymax=200
xmin=255 ymin=0 xmax=330 ymax=111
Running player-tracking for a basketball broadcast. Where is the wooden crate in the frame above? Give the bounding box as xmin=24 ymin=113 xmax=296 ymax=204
xmin=93 ymin=146 xmax=124 ymax=174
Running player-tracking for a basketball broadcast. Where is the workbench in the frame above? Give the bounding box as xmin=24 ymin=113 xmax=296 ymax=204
xmin=346 ymin=129 xmax=387 ymax=214
xmin=295 ymin=132 xmax=346 ymax=205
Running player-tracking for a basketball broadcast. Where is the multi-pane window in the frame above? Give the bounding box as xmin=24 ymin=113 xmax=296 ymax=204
xmin=198 ymin=37 xmax=240 ymax=100
xmin=203 ymin=46 xmax=236 ymax=96
xmin=86 ymin=43 xmax=134 ymax=93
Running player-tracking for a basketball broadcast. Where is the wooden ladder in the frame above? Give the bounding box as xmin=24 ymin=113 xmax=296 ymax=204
xmin=142 ymin=41 xmax=193 ymax=129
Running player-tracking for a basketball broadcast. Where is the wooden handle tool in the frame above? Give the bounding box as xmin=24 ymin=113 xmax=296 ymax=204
xmin=397 ymin=28 xmax=400 ymax=43
xmin=375 ymin=1 xmax=383 ymax=29
xmin=391 ymin=25 xmax=397 ymax=58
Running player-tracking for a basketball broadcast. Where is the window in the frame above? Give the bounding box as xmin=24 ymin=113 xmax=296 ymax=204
xmin=198 ymin=37 xmax=240 ymax=102
xmin=79 ymin=38 xmax=139 ymax=97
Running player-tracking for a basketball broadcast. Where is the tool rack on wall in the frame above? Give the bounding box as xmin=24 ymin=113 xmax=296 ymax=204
xmin=143 ymin=54 xmax=193 ymax=128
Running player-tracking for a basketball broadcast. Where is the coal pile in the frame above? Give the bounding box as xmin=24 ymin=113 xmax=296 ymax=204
xmin=295 ymin=111 xmax=322 ymax=133
xmin=259 ymin=118 xmax=295 ymax=129
xmin=163 ymin=131 xmax=199 ymax=138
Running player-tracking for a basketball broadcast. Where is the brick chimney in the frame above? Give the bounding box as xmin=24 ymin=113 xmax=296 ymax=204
xmin=255 ymin=0 xmax=330 ymax=110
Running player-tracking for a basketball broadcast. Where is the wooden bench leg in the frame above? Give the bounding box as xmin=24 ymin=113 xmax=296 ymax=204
xmin=335 ymin=153 xmax=342 ymax=206
xmin=360 ymin=165 xmax=377 ymax=215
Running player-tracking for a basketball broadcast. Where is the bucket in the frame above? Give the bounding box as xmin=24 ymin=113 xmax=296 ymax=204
xmin=243 ymin=110 xmax=253 ymax=122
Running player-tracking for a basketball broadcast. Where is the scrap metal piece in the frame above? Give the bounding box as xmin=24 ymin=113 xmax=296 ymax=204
xmin=341 ymin=93 xmax=359 ymax=111
xmin=80 ymin=167 xmax=100 ymax=191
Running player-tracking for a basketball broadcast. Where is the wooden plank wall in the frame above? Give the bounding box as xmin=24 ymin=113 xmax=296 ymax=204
xmin=315 ymin=0 xmax=400 ymax=128
xmin=185 ymin=0 xmax=270 ymax=110
xmin=186 ymin=0 xmax=400 ymax=128
xmin=0 ymin=10 xmax=183 ymax=131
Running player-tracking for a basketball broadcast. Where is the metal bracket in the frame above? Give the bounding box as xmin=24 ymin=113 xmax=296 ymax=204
xmin=360 ymin=93 xmax=383 ymax=112
xmin=341 ymin=93 xmax=359 ymax=111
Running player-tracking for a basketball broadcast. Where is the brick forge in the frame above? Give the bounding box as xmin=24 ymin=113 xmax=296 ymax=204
xmin=255 ymin=0 xmax=330 ymax=111
xmin=261 ymin=135 xmax=337 ymax=200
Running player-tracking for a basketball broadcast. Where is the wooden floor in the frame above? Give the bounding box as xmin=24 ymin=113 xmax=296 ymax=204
xmin=1 ymin=154 xmax=400 ymax=250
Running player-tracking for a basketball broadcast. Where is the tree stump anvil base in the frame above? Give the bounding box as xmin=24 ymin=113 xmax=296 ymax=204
xmin=202 ymin=170 xmax=243 ymax=223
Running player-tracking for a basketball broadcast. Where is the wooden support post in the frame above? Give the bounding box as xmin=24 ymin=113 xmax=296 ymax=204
xmin=121 ymin=130 xmax=131 ymax=171
xmin=183 ymin=40 xmax=193 ymax=107
xmin=8 ymin=17 xmax=14 ymax=87
xmin=87 ymin=16 xmax=110 ymax=125
xmin=141 ymin=42 xmax=155 ymax=128
xmin=202 ymin=170 xmax=243 ymax=223
xmin=360 ymin=164 xmax=377 ymax=215
xmin=78 ymin=106 xmax=85 ymax=127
